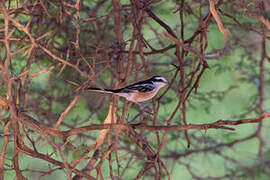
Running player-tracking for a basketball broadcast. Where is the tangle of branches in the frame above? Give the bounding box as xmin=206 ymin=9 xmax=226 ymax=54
xmin=0 ymin=0 xmax=270 ymax=179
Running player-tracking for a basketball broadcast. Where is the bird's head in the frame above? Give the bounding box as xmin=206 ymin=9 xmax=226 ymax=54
xmin=150 ymin=76 xmax=168 ymax=88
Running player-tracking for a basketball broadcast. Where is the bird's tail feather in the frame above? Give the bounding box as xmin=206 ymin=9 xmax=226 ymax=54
xmin=87 ymin=87 xmax=114 ymax=94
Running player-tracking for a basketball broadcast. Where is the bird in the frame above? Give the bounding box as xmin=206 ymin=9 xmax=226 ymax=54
xmin=87 ymin=76 xmax=168 ymax=103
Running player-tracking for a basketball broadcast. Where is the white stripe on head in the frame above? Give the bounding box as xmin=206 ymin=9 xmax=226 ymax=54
xmin=151 ymin=76 xmax=168 ymax=89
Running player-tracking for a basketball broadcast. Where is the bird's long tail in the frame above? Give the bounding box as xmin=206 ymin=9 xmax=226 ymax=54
xmin=87 ymin=87 xmax=115 ymax=94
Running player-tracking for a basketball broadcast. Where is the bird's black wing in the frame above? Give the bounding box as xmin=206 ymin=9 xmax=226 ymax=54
xmin=106 ymin=78 xmax=155 ymax=93
xmin=119 ymin=82 xmax=155 ymax=93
